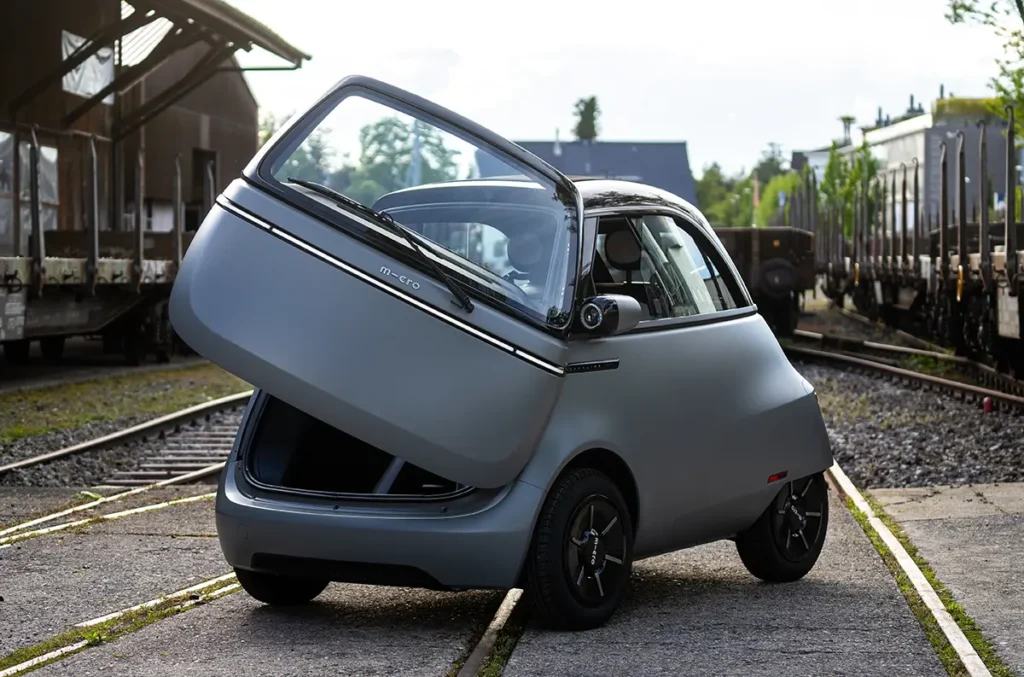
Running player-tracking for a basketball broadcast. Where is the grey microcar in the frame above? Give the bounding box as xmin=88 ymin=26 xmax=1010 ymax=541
xmin=168 ymin=75 xmax=834 ymax=631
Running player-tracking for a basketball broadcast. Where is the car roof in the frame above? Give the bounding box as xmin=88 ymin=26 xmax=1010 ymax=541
xmin=376 ymin=177 xmax=710 ymax=232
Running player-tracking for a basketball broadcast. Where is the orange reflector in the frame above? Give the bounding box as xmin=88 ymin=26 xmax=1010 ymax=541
xmin=773 ymin=239 xmax=781 ymax=247
xmin=767 ymin=471 xmax=788 ymax=483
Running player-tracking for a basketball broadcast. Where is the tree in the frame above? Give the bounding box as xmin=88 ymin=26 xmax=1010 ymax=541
xmin=753 ymin=142 xmax=787 ymax=185
xmin=695 ymin=162 xmax=730 ymax=211
xmin=817 ymin=140 xmax=880 ymax=237
xmin=573 ymin=96 xmax=600 ymax=141
xmin=694 ymin=162 xmax=756 ymax=227
xmin=947 ymin=0 xmax=1024 ymax=142
xmin=259 ymin=110 xmax=334 ymax=184
xmin=755 ymin=172 xmax=802 ymax=227
xmin=343 ymin=116 xmax=461 ymax=204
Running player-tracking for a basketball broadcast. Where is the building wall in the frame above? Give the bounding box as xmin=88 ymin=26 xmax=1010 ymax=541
xmin=0 ymin=4 xmax=260 ymax=251
xmin=122 ymin=42 xmax=259 ymax=208
xmin=0 ymin=0 xmax=121 ymax=253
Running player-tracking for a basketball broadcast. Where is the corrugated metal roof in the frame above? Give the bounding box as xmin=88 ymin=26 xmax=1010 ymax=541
xmin=126 ymin=0 xmax=310 ymax=66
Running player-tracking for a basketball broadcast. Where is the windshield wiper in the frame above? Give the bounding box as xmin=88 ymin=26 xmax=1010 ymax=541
xmin=286 ymin=177 xmax=473 ymax=313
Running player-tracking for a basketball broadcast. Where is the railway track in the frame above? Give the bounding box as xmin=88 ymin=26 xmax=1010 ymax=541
xmin=788 ymin=329 xmax=1024 ymax=400
xmin=0 ymin=390 xmax=252 ymax=486
xmin=783 ymin=342 xmax=1024 ymax=414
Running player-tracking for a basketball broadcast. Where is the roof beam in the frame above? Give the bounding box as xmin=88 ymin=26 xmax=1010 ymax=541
xmin=62 ymin=24 xmax=207 ymax=128
xmin=114 ymin=41 xmax=236 ymax=141
xmin=8 ymin=7 xmax=160 ymax=116
xmin=139 ymin=0 xmax=309 ymax=66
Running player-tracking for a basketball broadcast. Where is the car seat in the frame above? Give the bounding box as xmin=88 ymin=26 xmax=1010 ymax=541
xmin=600 ymin=223 xmax=653 ymax=315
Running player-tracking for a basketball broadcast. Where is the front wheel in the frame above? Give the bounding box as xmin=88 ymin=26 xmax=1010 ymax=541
xmin=524 ymin=467 xmax=634 ymax=631
xmin=234 ymin=568 xmax=329 ymax=606
xmin=736 ymin=472 xmax=829 ymax=582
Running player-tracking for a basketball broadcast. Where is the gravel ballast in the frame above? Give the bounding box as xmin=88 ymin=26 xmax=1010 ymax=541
xmin=797 ymin=362 xmax=1024 ymax=488
xmin=0 ymin=410 xmax=243 ymax=487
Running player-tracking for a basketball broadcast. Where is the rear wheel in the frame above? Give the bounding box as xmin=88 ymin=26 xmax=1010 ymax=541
xmin=40 ymin=336 xmax=65 ymax=363
xmin=524 ymin=467 xmax=634 ymax=631
xmin=736 ymin=472 xmax=829 ymax=582
xmin=234 ymin=568 xmax=329 ymax=606
xmin=3 ymin=339 xmax=30 ymax=365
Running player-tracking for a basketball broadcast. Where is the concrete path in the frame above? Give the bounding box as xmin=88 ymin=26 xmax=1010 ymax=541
xmin=873 ymin=481 xmax=1024 ymax=675
xmin=2 ymin=485 xmax=952 ymax=676
xmin=504 ymin=491 xmax=946 ymax=677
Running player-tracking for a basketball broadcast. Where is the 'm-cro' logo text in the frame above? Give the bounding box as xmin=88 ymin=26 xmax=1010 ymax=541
xmin=380 ymin=266 xmax=421 ymax=290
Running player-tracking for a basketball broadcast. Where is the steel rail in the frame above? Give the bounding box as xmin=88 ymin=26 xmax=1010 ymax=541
xmin=784 ymin=345 xmax=1024 ymax=411
xmin=792 ymin=329 xmax=966 ymax=363
xmin=0 ymin=389 xmax=253 ymax=475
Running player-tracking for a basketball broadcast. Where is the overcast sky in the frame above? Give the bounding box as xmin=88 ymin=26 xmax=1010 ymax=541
xmin=225 ymin=0 xmax=1008 ymax=179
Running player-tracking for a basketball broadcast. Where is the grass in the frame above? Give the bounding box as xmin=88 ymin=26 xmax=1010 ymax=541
xmin=862 ymin=493 xmax=1015 ymax=677
xmin=0 ymin=363 xmax=249 ymax=443
xmin=0 ymin=575 xmax=239 ymax=674
xmin=844 ymin=493 xmax=1014 ymax=677
xmin=476 ymin=594 xmax=530 ymax=677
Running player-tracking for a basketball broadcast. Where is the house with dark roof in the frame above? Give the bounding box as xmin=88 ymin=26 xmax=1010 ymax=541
xmin=475 ymin=138 xmax=697 ymax=206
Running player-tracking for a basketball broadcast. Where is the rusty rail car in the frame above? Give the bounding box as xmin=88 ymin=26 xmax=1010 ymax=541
xmin=1 ymin=131 xmax=212 ymax=366
xmin=806 ymin=107 xmax=1024 ymax=377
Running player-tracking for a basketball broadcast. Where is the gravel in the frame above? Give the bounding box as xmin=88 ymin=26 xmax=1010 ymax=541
xmin=0 ymin=410 xmax=243 ymax=488
xmin=797 ymin=362 xmax=1024 ymax=489
xmin=797 ymin=308 xmax=924 ymax=348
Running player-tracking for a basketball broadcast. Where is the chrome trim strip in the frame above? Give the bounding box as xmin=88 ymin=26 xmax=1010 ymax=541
xmin=216 ymin=198 xmax=565 ymax=376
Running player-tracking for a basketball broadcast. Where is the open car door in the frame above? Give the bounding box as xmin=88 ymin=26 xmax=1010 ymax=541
xmin=169 ymin=75 xmax=584 ymax=489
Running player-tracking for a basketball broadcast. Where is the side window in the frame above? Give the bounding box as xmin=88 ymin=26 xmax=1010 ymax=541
xmin=633 ymin=214 xmax=740 ymax=318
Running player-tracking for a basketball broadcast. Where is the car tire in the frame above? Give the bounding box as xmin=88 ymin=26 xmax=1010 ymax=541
xmin=736 ymin=472 xmax=829 ymax=583
xmin=234 ymin=568 xmax=330 ymax=606
xmin=524 ymin=467 xmax=634 ymax=631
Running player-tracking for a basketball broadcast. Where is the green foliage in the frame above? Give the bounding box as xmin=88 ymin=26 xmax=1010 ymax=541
xmin=695 ymin=142 xmax=788 ymax=228
xmin=753 ymin=142 xmax=786 ymax=185
xmin=259 ymin=110 xmax=460 ymax=205
xmin=572 ymin=96 xmax=600 ymax=141
xmin=755 ymin=172 xmax=801 ymax=227
xmin=946 ymin=0 xmax=1024 ymax=144
xmin=818 ymin=141 xmax=880 ymax=237
xmin=695 ymin=162 xmax=754 ymax=227
xmin=259 ymin=111 xmax=334 ymax=184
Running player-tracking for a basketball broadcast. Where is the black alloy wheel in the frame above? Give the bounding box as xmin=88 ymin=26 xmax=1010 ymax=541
xmin=767 ymin=474 xmax=828 ymax=564
xmin=525 ymin=467 xmax=634 ymax=631
xmin=736 ymin=472 xmax=829 ymax=582
xmin=565 ymin=496 xmax=629 ymax=606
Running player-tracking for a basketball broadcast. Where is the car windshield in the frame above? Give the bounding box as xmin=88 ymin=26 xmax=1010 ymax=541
xmin=262 ymin=91 xmax=578 ymax=329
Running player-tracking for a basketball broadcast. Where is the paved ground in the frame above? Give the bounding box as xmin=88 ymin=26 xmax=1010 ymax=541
xmin=2 ymin=484 xmax=949 ymax=676
xmin=873 ymin=481 xmax=1024 ymax=676
xmin=505 ymin=491 xmax=945 ymax=677
xmin=0 ymin=498 xmax=226 ymax=655
xmin=0 ymin=485 xmax=213 ymax=531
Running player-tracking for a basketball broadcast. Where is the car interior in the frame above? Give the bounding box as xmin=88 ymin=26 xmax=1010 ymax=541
xmin=588 ymin=214 xmax=736 ymax=321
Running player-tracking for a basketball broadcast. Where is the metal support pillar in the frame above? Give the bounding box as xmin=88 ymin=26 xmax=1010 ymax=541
xmin=87 ymin=135 xmax=100 ymax=295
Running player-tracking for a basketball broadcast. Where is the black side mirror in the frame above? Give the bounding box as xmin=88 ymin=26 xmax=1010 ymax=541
xmin=577 ymin=294 xmax=643 ymax=336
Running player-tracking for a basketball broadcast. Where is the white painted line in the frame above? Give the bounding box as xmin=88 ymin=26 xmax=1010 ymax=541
xmin=0 ymin=574 xmax=238 ymax=677
xmin=828 ymin=463 xmax=992 ymax=677
xmin=456 ymin=588 xmax=523 ymax=677
xmin=76 ymin=572 xmax=237 ymax=627
xmin=0 ymin=640 xmax=90 ymax=677
xmin=96 ymin=492 xmax=214 ymax=521
xmin=0 ymin=493 xmax=215 ymax=546
xmin=0 ymin=462 xmax=225 ymax=538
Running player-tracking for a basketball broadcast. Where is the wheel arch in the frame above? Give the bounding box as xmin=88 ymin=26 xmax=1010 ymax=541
xmin=514 ymin=445 xmax=640 ymax=589
xmin=559 ymin=447 xmax=640 ymax=537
